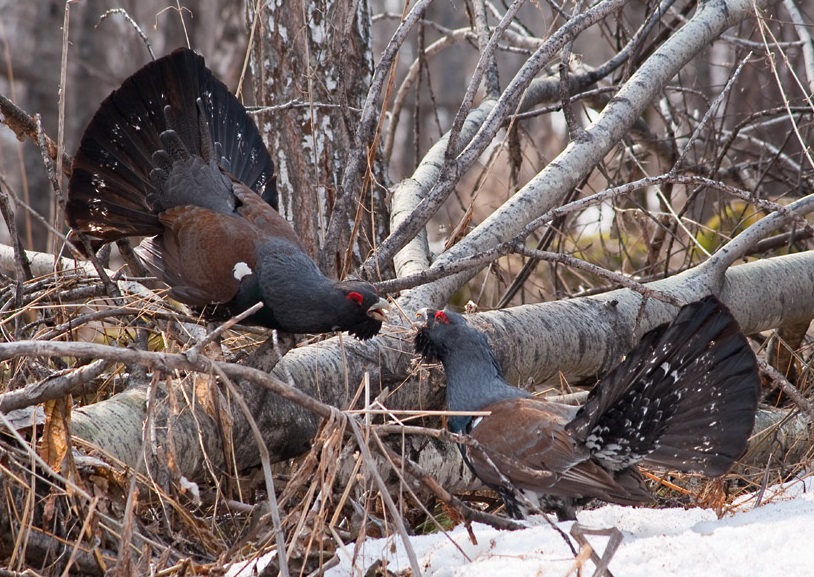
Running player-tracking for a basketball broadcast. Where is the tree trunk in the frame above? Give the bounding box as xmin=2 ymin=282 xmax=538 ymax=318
xmin=29 ymin=250 xmax=808 ymax=477
xmin=248 ymin=0 xmax=382 ymax=276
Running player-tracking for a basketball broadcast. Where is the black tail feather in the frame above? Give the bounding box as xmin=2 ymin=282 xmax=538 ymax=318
xmin=566 ymin=295 xmax=760 ymax=476
xmin=67 ymin=48 xmax=275 ymax=247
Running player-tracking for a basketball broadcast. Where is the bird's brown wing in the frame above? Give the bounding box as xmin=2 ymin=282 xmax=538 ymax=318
xmin=230 ymin=182 xmax=303 ymax=248
xmin=468 ymin=398 xmax=651 ymax=505
xmin=142 ymin=205 xmax=258 ymax=305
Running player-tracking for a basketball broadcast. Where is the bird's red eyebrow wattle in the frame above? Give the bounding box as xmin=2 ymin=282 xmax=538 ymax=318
xmin=346 ymin=291 xmax=364 ymax=305
xmin=434 ymin=310 xmax=449 ymax=324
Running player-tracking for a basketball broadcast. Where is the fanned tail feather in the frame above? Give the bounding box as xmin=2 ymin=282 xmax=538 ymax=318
xmin=566 ymin=295 xmax=760 ymax=476
xmin=66 ymin=48 xmax=275 ymax=249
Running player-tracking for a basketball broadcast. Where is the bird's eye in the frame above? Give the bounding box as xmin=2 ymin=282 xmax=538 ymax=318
xmin=346 ymin=291 xmax=364 ymax=306
xmin=434 ymin=310 xmax=449 ymax=324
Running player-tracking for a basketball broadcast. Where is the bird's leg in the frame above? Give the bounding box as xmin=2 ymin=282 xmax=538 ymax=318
xmin=270 ymin=329 xmax=297 ymax=373
xmin=569 ymin=522 xmax=623 ymax=577
xmin=272 ymin=330 xmax=297 ymax=360
xmin=244 ymin=329 xmax=297 ymax=372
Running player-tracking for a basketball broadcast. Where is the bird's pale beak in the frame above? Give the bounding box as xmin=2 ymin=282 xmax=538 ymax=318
xmin=415 ymin=308 xmax=431 ymax=323
xmin=366 ymin=298 xmax=391 ymax=322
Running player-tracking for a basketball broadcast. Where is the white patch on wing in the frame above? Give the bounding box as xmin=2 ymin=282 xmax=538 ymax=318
xmin=233 ymin=261 xmax=253 ymax=281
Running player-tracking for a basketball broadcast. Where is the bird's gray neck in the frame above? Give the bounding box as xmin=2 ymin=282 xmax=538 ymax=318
xmin=441 ymin=343 xmax=529 ymax=433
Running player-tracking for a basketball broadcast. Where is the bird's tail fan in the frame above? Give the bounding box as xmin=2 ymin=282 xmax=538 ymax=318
xmin=66 ymin=48 xmax=276 ymax=253
xmin=566 ymin=295 xmax=760 ymax=476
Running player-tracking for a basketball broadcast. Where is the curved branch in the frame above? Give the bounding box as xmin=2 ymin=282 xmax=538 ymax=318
xmin=701 ymin=193 xmax=814 ymax=277
xmin=0 ymin=92 xmax=73 ymax=176
xmin=383 ymin=27 xmax=472 ymax=165
xmin=363 ymin=0 xmax=632 ymax=281
xmin=374 ymin=174 xmax=814 ymax=295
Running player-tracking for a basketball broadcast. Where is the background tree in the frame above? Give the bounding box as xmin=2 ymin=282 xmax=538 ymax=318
xmin=0 ymin=0 xmax=813 ymax=574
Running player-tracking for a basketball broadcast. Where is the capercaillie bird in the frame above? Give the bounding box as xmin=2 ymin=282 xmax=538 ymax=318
xmin=65 ymin=48 xmax=389 ymax=340
xmin=414 ymin=296 xmax=760 ymax=520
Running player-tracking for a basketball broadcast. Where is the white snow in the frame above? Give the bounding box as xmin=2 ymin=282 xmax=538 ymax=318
xmin=227 ymin=477 xmax=814 ymax=576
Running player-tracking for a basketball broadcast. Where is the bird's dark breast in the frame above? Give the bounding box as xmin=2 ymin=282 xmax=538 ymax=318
xmin=345 ymin=318 xmax=384 ymax=341
xmin=248 ymin=240 xmax=342 ymax=333
xmin=415 ymin=325 xmax=444 ymax=362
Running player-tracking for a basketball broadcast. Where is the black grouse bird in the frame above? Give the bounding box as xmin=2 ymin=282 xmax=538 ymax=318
xmin=415 ymin=296 xmax=760 ymax=520
xmin=65 ymin=48 xmax=389 ymax=340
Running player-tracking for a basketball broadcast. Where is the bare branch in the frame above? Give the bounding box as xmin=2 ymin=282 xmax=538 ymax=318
xmin=324 ymin=0 xmax=434 ymax=266
xmin=401 ymin=0 xmax=775 ymax=308
xmin=366 ymin=0 xmax=631 ymax=281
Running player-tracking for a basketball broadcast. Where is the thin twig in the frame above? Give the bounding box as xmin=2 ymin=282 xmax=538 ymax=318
xmin=0 ymin=92 xmax=72 ymax=174
xmin=758 ymin=359 xmax=814 ymax=423
xmin=674 ymin=52 xmax=753 ymax=171
xmin=213 ymin=364 xmax=290 ymax=577
xmin=364 ymin=0 xmax=629 ymax=276
xmin=97 ymin=9 xmax=155 ymax=59
xmin=372 ymin=174 xmax=814 ymax=295
xmin=0 ymin=358 xmax=111 ymax=413
xmin=0 ymin=411 xmax=167 ymax=556
xmin=470 ymin=0 xmax=500 ymax=98
xmin=324 ymin=0 xmax=433 ymax=264
xmin=0 ymin=174 xmax=31 ymax=338
xmin=348 ymin=417 xmax=423 ymax=577
xmin=446 ymin=0 xmax=524 ymax=158
xmin=512 ymin=246 xmax=685 ymax=307
xmin=0 ymin=340 xmax=335 ymax=420
xmin=185 ymin=302 xmax=264 ymax=364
